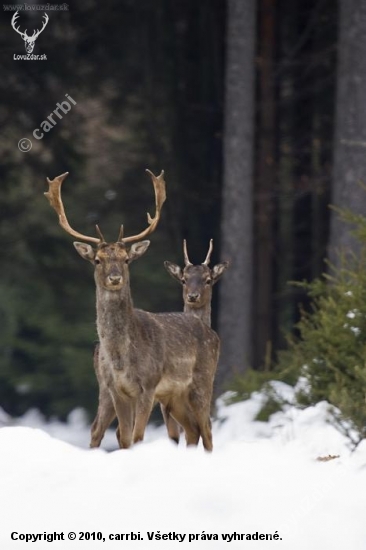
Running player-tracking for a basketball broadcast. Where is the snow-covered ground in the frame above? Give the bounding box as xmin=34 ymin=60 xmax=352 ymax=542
xmin=1 ymin=384 xmax=365 ymax=549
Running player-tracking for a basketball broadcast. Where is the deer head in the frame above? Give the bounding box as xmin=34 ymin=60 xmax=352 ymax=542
xmin=74 ymin=241 xmax=151 ymax=292
xmin=11 ymin=11 xmax=49 ymax=53
xmin=44 ymin=170 xmax=166 ymax=291
xmin=164 ymin=240 xmax=229 ymax=310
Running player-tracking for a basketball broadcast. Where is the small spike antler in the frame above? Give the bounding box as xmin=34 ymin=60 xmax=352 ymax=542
xmin=183 ymin=240 xmax=193 ymax=266
xmin=44 ymin=172 xmax=103 ymax=244
xmin=202 ymin=239 xmax=214 ymax=266
xmin=183 ymin=239 xmax=214 ymax=266
xmin=121 ymin=169 xmax=166 ymax=244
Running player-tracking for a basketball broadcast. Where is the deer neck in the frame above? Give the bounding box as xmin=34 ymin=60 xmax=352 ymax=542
xmin=96 ymin=285 xmax=135 ymax=344
xmin=184 ymin=302 xmax=212 ymax=327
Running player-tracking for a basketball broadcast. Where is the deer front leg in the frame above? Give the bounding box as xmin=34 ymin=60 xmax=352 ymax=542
xmin=90 ymin=385 xmax=116 ymax=448
xmin=132 ymin=391 xmax=156 ymax=444
xmin=90 ymin=344 xmax=117 ymax=448
xmin=111 ymin=393 xmax=135 ymax=449
xmin=189 ymin=387 xmax=213 ymax=452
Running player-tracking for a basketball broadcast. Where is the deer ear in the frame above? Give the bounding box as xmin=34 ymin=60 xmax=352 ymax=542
xmin=73 ymin=242 xmax=95 ymax=262
xmin=164 ymin=261 xmax=183 ymax=282
xmin=212 ymin=262 xmax=229 ymax=284
xmin=128 ymin=240 xmax=150 ymax=262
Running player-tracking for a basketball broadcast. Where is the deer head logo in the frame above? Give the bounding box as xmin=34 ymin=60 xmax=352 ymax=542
xmin=11 ymin=11 xmax=49 ymax=54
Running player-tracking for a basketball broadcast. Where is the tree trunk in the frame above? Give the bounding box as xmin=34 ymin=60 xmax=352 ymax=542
xmin=217 ymin=0 xmax=256 ymax=389
xmin=329 ymin=0 xmax=366 ymax=263
xmin=254 ymin=0 xmax=277 ymax=369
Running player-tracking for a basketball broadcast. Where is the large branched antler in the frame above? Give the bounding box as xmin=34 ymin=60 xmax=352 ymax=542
xmin=45 ymin=169 xmax=166 ymax=245
xmin=119 ymin=169 xmax=166 ymax=243
xmin=44 ymin=172 xmax=102 ymax=244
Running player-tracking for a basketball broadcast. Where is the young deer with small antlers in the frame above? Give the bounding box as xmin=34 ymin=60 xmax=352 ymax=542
xmin=164 ymin=239 xmax=229 ymax=327
xmin=45 ymin=171 xmax=219 ymax=451
xmin=161 ymin=240 xmax=229 ymax=441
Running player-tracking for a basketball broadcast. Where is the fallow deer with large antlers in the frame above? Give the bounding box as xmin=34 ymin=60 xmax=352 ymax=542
xmin=45 ymin=171 xmax=219 ymax=450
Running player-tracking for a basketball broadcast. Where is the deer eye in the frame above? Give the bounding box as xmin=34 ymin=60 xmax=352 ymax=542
xmin=181 ymin=278 xmax=186 ymax=285
xmin=206 ymin=279 xmax=212 ymax=285
xmin=125 ymin=258 xmax=130 ymax=265
xmin=95 ymin=258 xmax=101 ymax=265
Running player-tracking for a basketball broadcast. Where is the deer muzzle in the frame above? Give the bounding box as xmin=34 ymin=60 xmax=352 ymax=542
xmin=107 ymin=274 xmax=123 ymax=287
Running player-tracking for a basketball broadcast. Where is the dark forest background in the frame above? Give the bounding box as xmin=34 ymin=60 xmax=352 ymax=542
xmin=0 ymin=0 xmax=365 ymax=421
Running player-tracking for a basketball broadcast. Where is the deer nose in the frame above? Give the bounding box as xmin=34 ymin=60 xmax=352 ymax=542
xmin=108 ymin=275 xmax=123 ymax=286
xmin=187 ymin=292 xmax=200 ymax=302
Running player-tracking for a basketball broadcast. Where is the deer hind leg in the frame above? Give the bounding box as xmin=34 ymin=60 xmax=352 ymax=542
xmin=197 ymin=417 xmax=213 ymax=452
xmin=169 ymin=400 xmax=200 ymax=447
xmin=184 ymin=408 xmax=212 ymax=451
xmin=90 ymin=386 xmax=116 ymax=448
xmin=160 ymin=403 xmax=180 ymax=444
